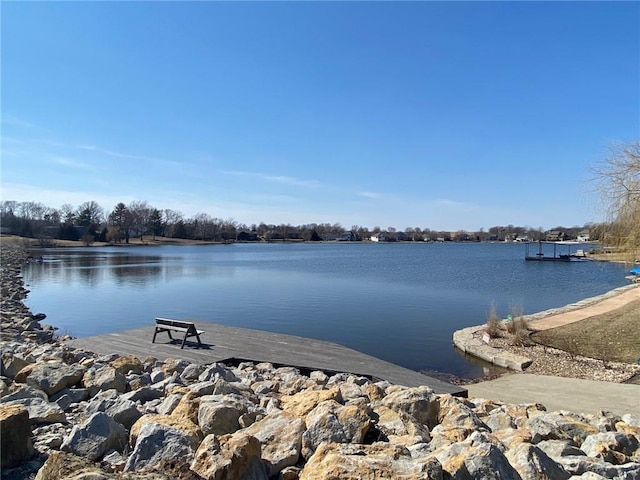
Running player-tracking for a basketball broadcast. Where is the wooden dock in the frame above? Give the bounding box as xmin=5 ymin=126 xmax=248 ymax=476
xmin=68 ymin=320 xmax=467 ymax=396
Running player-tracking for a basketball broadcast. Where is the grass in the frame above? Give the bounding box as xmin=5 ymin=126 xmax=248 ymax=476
xmin=531 ymin=298 xmax=640 ymax=365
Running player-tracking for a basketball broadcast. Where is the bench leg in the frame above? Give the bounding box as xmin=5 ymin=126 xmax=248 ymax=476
xmin=152 ymin=327 xmax=158 ymax=343
xmin=195 ymin=334 xmax=202 ymax=346
xmin=181 ymin=333 xmax=188 ymax=349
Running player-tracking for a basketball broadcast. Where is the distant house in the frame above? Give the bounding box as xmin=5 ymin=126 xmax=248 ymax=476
xmin=370 ymin=233 xmax=387 ymax=242
xmin=577 ymin=230 xmax=590 ymax=242
xmin=336 ymin=232 xmax=357 ymax=242
xmin=546 ymin=230 xmax=565 ymax=242
xmin=514 ymin=235 xmax=530 ymax=243
xmin=237 ymin=231 xmax=258 ymax=242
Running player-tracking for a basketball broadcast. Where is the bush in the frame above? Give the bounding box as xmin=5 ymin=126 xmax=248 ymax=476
xmin=486 ymin=303 xmax=503 ymax=338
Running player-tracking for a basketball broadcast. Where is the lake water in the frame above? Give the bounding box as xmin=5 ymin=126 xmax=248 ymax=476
xmin=22 ymin=242 xmax=629 ymax=379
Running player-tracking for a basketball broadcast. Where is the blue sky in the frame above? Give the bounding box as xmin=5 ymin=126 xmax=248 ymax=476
xmin=2 ymin=1 xmax=638 ymax=231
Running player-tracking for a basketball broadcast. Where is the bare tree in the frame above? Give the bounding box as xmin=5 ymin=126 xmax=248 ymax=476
xmin=591 ymin=141 xmax=640 ymax=260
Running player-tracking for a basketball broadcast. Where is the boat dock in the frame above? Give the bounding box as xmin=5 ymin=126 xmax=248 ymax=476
xmin=67 ymin=320 xmax=467 ymax=396
xmin=524 ymin=241 xmax=588 ymax=261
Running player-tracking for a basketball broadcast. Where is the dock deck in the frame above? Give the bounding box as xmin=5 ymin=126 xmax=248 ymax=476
xmin=67 ymin=320 xmax=467 ymax=396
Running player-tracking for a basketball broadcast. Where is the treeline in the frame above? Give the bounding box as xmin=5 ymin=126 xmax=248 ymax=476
xmin=0 ymin=200 xmax=602 ymax=245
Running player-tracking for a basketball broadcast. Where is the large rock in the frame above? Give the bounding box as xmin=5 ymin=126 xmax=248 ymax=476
xmin=124 ymin=421 xmax=199 ymax=472
xmin=130 ymin=413 xmax=202 ymax=446
xmin=18 ymin=362 xmax=85 ymax=396
xmin=61 ymin=412 xmax=127 ymax=461
xmin=3 ymin=397 xmax=66 ymax=424
xmin=1 ymin=385 xmax=48 ymax=403
xmin=34 ymin=451 xmax=114 ymax=480
xmin=505 ymin=442 xmax=570 ymax=479
xmin=279 ymin=388 xmax=342 ymax=418
xmin=526 ymin=412 xmax=599 ymax=446
xmin=432 ymin=432 xmax=521 ymax=479
xmin=301 ymin=399 xmax=372 ymax=459
xmin=85 ymin=389 xmax=142 ymax=430
xmin=82 ymin=365 xmax=127 ymax=396
xmin=110 ymin=355 xmax=144 ymax=375
xmin=0 ymin=404 xmax=34 ymax=469
xmin=300 ymin=442 xmax=443 ymax=479
xmin=379 ymin=385 xmax=439 ymax=430
xmin=241 ymin=409 xmax=305 ymax=477
xmin=556 ymin=454 xmax=640 ymax=478
xmin=197 ymin=394 xmax=257 ymax=436
xmin=190 ymin=432 xmax=268 ymax=480
xmin=1 ymin=353 xmax=32 ymax=380
xmin=373 ymin=405 xmax=431 ymax=446
xmin=580 ymin=432 xmax=640 ymax=464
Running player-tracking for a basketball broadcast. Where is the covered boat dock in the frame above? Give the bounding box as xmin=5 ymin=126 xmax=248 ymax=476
xmin=524 ymin=241 xmax=588 ymax=261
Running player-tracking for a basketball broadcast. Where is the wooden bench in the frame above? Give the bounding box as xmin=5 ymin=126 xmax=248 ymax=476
xmin=152 ymin=318 xmax=205 ymax=349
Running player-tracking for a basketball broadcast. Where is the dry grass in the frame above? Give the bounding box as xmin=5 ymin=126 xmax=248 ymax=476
xmin=485 ymin=303 xmax=503 ymax=338
xmin=531 ymin=298 xmax=640 ymax=365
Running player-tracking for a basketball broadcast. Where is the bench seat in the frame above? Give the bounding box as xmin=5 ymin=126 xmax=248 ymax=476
xmin=152 ymin=317 xmax=204 ymax=349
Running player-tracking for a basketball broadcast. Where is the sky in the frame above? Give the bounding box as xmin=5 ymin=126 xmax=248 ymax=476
xmin=1 ymin=1 xmax=639 ymax=232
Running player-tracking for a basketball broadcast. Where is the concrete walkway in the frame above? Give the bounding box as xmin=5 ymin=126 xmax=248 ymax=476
xmin=466 ymin=373 xmax=640 ymax=417
xmin=529 ymin=284 xmax=640 ymax=331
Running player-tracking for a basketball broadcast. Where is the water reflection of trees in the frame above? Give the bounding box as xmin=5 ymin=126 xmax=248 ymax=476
xmin=23 ymin=251 xmax=237 ymax=288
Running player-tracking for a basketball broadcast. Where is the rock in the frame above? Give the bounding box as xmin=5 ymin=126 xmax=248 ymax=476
xmin=300 ymin=442 xmax=443 ymax=479
xmin=110 ymin=355 xmax=143 ymax=375
xmin=536 ymin=439 xmax=586 ymax=460
xmin=161 ymin=358 xmax=191 ymax=376
xmin=373 ymin=405 xmax=431 ymax=446
xmin=1 ymin=385 xmax=48 ymax=402
xmin=0 ymin=404 xmax=34 ymax=469
xmin=526 ymin=412 xmax=600 ymax=446
xmin=121 ymin=385 xmax=163 ymax=404
xmin=17 ymin=362 xmax=85 ymax=396
xmin=301 ymin=400 xmax=372 ymax=459
xmin=432 ymin=431 xmax=520 ymax=479
xmin=198 ymin=393 xmax=258 ymax=436
xmin=156 ymin=393 xmax=183 ymax=415
xmin=130 ymin=413 xmax=202 ymax=447
xmin=0 ymin=378 xmax=8 ymax=398
xmin=34 ymin=451 xmax=114 ymax=480
xmin=198 ymin=363 xmax=240 ymax=383
xmin=557 ymin=454 xmax=640 ymax=478
xmin=82 ymin=365 xmax=126 ymax=397
xmin=190 ymin=432 xmax=268 ymax=480
xmin=309 ymin=370 xmax=328 ymax=386
xmin=124 ymin=421 xmax=199 ymax=472
xmin=2 ymin=353 xmax=32 ymax=379
xmin=580 ymin=432 xmax=640 ymax=464
xmin=622 ymin=414 xmax=640 ymax=428
xmin=241 ymin=409 xmax=305 ymax=477
xmin=171 ymin=391 xmax=200 ymax=425
xmin=61 ymin=412 xmax=127 ymax=462
xmin=85 ymin=389 xmax=142 ymax=430
xmin=279 ymin=388 xmax=342 ymax=418
xmin=50 ymin=388 xmax=90 ymax=411
xmin=180 ymin=363 xmax=205 ymax=382
xmin=3 ymin=397 xmax=66 ymax=424
xmin=379 ymin=385 xmax=439 ymax=430
xmin=505 ymin=442 xmax=570 ymax=479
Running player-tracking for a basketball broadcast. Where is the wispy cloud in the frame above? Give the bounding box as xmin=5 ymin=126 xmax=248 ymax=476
xmin=52 ymin=156 xmax=94 ymax=170
xmin=358 ymin=191 xmax=383 ymax=199
xmin=1 ymin=115 xmax=49 ymax=132
xmin=220 ymin=169 xmax=323 ymax=188
xmin=75 ymin=144 xmax=182 ymax=168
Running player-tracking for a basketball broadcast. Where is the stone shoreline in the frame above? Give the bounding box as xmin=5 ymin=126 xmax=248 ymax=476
xmin=1 ymin=241 xmax=640 ymax=479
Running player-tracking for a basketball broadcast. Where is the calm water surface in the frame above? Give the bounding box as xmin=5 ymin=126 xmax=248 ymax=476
xmin=22 ymin=242 xmax=629 ymax=379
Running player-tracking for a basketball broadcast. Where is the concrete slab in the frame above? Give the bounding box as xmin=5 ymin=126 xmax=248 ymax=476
xmin=466 ymin=373 xmax=640 ymax=417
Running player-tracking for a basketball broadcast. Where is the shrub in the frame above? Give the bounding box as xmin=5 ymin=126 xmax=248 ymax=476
xmin=486 ymin=303 xmax=503 ymax=338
